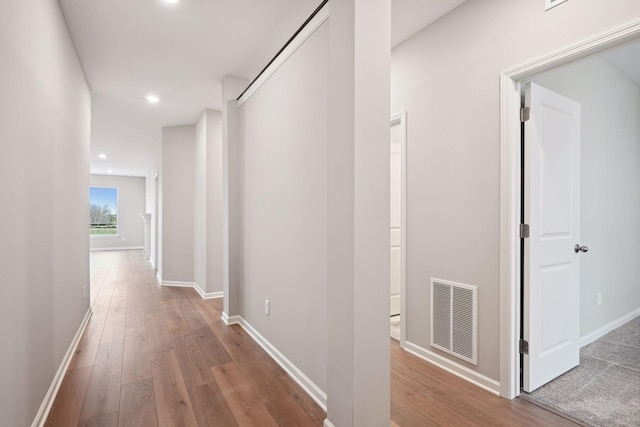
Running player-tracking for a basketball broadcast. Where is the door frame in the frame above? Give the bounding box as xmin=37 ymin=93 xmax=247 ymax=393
xmin=391 ymin=111 xmax=407 ymax=347
xmin=499 ymin=19 xmax=640 ymax=399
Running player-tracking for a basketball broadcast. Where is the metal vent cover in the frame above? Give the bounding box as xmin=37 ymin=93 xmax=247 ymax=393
xmin=430 ymin=278 xmax=477 ymax=365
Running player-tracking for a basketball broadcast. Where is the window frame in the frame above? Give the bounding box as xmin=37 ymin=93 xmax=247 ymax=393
xmin=89 ymin=186 xmax=120 ymax=239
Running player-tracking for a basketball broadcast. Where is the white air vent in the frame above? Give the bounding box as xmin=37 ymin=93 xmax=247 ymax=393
xmin=430 ymin=278 xmax=477 ymax=365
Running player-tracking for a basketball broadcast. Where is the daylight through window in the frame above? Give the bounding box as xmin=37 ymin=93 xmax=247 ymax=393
xmin=90 ymin=187 xmax=118 ymax=236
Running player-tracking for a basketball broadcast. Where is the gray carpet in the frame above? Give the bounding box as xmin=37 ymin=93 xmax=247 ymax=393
xmin=524 ymin=316 xmax=640 ymax=427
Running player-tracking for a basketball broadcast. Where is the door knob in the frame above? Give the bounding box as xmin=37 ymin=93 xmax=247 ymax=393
xmin=574 ymin=244 xmax=589 ymax=253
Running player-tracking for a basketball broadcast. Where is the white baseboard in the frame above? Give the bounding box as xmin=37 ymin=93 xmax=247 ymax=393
xmin=161 ymin=281 xmax=223 ymax=300
xmin=323 ymin=420 xmax=336 ymax=427
xmin=199 ymin=290 xmax=223 ymax=300
xmin=579 ymin=307 xmax=640 ymax=348
xmin=31 ymin=307 xmax=93 ymax=427
xmin=192 ymin=283 xmax=223 ymax=300
xmin=161 ymin=280 xmax=195 ymax=288
xmin=221 ymin=313 xmax=241 ymax=325
xmin=89 ymin=246 xmax=144 ymax=252
xmin=229 ymin=316 xmax=327 ymax=411
xmin=404 ymin=341 xmax=500 ymax=395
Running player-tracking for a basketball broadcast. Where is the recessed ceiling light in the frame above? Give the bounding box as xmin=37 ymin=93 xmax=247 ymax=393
xmin=146 ymin=95 xmax=160 ymax=104
xmin=107 ymin=169 xmax=113 ymax=174
xmin=98 ymin=153 xmax=107 ymax=159
xmin=164 ymin=0 xmax=179 ymax=3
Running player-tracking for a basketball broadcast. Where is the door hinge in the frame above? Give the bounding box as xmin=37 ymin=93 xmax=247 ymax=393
xmin=519 ymin=339 xmax=529 ymax=355
xmin=519 ymin=224 xmax=530 ymax=239
xmin=520 ymin=107 xmax=530 ymax=122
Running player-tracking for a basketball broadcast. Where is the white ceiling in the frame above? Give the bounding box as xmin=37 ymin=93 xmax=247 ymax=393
xmin=58 ymin=0 xmax=467 ymax=177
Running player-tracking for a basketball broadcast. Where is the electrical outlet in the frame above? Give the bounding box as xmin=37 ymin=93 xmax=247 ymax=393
xmin=597 ymin=292 xmax=602 ymax=306
xmin=265 ymin=299 xmax=270 ymax=316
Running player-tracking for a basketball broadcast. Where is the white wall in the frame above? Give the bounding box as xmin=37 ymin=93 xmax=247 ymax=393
xmin=223 ymin=76 xmax=249 ymax=318
xmin=161 ymin=125 xmax=196 ymax=282
xmin=145 ymin=140 xmax=162 ymax=271
xmin=0 ymin=0 xmax=91 ymax=425
xmin=195 ymin=113 xmax=207 ymax=291
xmin=150 ymin=141 xmax=162 ymax=273
xmin=391 ymin=0 xmax=640 ymax=382
xmin=195 ymin=109 xmax=224 ymax=295
xmin=325 ymin=1 xmax=392 ymax=423
xmin=237 ymin=22 xmax=329 ymax=391
xmin=90 ymin=174 xmax=146 ymax=250
xmin=205 ymin=111 xmax=224 ymax=295
xmin=532 ymin=55 xmax=640 ymax=336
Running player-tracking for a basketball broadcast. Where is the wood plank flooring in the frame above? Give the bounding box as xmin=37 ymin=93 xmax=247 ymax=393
xmin=390 ymin=342 xmax=580 ymax=426
xmin=46 ymin=250 xmax=578 ymax=426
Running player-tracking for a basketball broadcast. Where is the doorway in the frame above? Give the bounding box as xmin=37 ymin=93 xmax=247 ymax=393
xmin=390 ymin=112 xmax=407 ymax=344
xmin=517 ymin=42 xmax=640 ymax=425
xmin=500 ymin=20 xmax=640 ymax=398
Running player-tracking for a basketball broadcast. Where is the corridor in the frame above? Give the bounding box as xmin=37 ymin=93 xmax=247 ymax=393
xmin=45 ymin=250 xmax=577 ymax=426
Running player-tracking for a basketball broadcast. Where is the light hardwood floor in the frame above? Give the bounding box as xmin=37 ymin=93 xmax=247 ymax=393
xmin=45 ymin=250 xmax=577 ymax=426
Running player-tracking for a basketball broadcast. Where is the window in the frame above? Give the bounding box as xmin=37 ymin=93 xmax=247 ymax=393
xmin=90 ymin=187 xmax=118 ymax=236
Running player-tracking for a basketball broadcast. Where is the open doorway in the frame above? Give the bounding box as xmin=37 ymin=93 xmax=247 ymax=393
xmin=508 ymin=37 xmax=640 ymax=426
xmin=390 ymin=112 xmax=407 ymax=344
xmin=520 ymin=40 xmax=640 ymax=425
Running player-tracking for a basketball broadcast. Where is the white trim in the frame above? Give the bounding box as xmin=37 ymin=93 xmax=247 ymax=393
xmin=31 ymin=308 xmax=93 ymax=427
xmin=504 ymin=20 xmax=640 ymax=81
xmin=499 ymin=18 xmax=640 ymax=400
xmin=221 ymin=313 xmax=241 ymax=326
xmin=579 ymin=308 xmax=640 ymax=348
xmin=231 ymin=316 xmax=327 ymax=411
xmin=192 ymin=283 xmax=223 ymax=300
xmin=161 ymin=280 xmax=195 ymax=288
xmin=161 ymin=281 xmax=223 ymax=300
xmin=193 ymin=283 xmax=206 ymax=299
xmin=404 ymin=341 xmax=500 ymax=395
xmin=237 ymin=5 xmax=329 ymax=106
xmin=499 ymin=72 xmax=522 ymax=400
xmin=203 ymin=291 xmax=223 ymax=300
xmin=89 ymin=246 xmax=144 ymax=252
xmin=156 ymin=271 xmax=162 ymax=285
xmin=323 ymin=420 xmax=336 ymax=427
xmin=391 ymin=111 xmax=408 ymax=349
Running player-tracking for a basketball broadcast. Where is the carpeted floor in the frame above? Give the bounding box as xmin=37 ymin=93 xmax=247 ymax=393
xmin=524 ymin=316 xmax=640 ymax=427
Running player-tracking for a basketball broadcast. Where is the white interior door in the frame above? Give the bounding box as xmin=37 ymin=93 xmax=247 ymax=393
xmin=390 ymin=123 xmax=402 ymax=316
xmin=523 ymin=82 xmax=582 ymax=392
